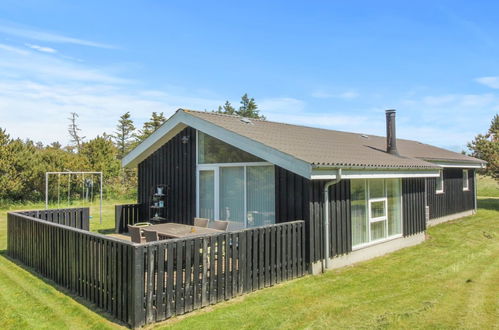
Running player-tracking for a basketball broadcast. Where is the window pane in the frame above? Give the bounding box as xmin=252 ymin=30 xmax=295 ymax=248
xmin=351 ymin=180 xmax=368 ymax=246
xmin=371 ymin=221 xmax=386 ymax=241
xmin=369 ymin=179 xmax=385 ymax=199
xmin=219 ymin=167 xmax=245 ymax=228
xmin=246 ymin=166 xmax=275 ymax=228
xmin=199 ymin=170 xmax=215 ymax=220
xmin=387 ymin=179 xmax=402 ymax=236
xmin=198 ymin=132 xmax=264 ymax=164
xmin=370 ymin=200 xmax=386 ymax=219
xmin=463 ymin=170 xmax=469 ymax=190
xmin=436 ymin=170 xmax=443 ymax=192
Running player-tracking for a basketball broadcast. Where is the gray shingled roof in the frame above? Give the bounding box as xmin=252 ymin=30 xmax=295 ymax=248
xmin=184 ymin=109 xmax=485 ymax=169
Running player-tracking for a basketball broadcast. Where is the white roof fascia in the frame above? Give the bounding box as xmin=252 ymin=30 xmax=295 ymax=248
xmin=425 ymin=160 xmax=486 ymax=169
xmin=122 ymin=110 xmax=312 ymax=178
xmin=122 ymin=111 xmax=187 ymax=168
xmin=311 ymin=168 xmax=441 ymax=180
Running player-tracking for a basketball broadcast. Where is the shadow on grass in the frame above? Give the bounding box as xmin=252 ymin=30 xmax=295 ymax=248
xmin=0 ymin=251 xmax=126 ymax=329
xmin=477 ymin=198 xmax=499 ymax=211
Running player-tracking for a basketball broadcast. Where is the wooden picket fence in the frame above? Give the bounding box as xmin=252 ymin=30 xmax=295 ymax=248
xmin=18 ymin=207 xmax=90 ymax=230
xmin=115 ymin=203 xmax=142 ymax=233
xmin=7 ymin=209 xmax=306 ymax=328
xmin=135 ymin=221 xmax=306 ymax=324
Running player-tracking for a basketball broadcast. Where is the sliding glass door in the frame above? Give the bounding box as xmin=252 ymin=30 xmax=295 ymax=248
xmin=197 ymin=164 xmax=275 ymax=229
xmin=219 ymin=167 xmax=245 ymax=227
xmin=198 ymin=169 xmax=216 ymax=220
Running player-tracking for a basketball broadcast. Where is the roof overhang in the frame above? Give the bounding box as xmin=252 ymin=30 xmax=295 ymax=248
xmin=123 ymin=109 xmax=474 ymax=180
xmin=422 ymin=159 xmax=486 ymax=169
xmin=311 ymin=168 xmax=440 ymax=180
xmin=122 ymin=110 xmax=312 ymax=178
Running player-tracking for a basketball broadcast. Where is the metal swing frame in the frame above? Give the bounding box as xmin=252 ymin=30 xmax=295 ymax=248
xmin=45 ymin=171 xmax=103 ymax=224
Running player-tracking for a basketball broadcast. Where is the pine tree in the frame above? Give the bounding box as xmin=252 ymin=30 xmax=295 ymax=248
xmin=468 ymin=114 xmax=499 ymax=181
xmin=80 ymin=135 xmax=121 ymax=178
xmin=214 ymin=94 xmax=265 ymax=119
xmin=113 ymin=111 xmax=136 ymax=159
xmin=68 ymin=112 xmax=85 ymax=152
xmin=216 ymin=101 xmax=236 ymax=115
xmin=136 ymin=112 xmax=166 ymax=142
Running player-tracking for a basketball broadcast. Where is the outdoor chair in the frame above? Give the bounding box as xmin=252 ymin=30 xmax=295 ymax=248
xmin=193 ymin=217 xmax=209 ymax=228
xmin=144 ymin=230 xmax=159 ymax=242
xmin=128 ymin=225 xmax=145 ymax=244
xmin=212 ymin=220 xmax=229 ymax=231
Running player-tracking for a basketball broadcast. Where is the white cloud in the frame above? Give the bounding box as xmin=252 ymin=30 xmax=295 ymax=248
xmin=259 ymin=97 xmax=305 ymax=114
xmin=0 ymin=43 xmax=29 ymax=55
xmin=0 ymin=39 xmax=222 ymax=145
xmin=337 ymin=91 xmax=359 ymax=99
xmin=0 ymin=23 xmax=114 ymax=49
xmin=26 ymin=43 xmax=57 ymax=53
xmin=311 ymin=89 xmax=359 ymax=100
xmin=475 ymin=76 xmax=499 ymax=89
xmin=0 ymin=44 xmax=129 ymax=84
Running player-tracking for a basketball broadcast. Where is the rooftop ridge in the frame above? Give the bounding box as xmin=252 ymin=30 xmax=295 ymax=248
xmin=181 ymin=108 xmax=430 ymax=144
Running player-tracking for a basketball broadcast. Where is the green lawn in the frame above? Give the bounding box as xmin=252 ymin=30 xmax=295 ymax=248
xmin=477 ymin=175 xmax=499 ymax=197
xmin=0 ymin=194 xmax=498 ymax=328
xmin=160 ymin=199 xmax=499 ymax=329
xmin=0 ymin=199 xmax=133 ymax=329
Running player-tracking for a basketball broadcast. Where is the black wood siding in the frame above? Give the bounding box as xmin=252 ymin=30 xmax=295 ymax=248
xmin=427 ymin=169 xmax=475 ymax=220
xmin=137 ymin=127 xmax=197 ymax=224
xmin=402 ymin=178 xmax=426 ymax=236
xmin=275 ymin=167 xmax=351 ymax=264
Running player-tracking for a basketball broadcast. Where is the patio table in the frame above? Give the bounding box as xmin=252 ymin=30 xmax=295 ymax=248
xmin=142 ymin=222 xmax=223 ymax=239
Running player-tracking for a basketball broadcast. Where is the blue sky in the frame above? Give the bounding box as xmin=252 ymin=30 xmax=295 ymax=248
xmin=0 ymin=1 xmax=497 ymax=151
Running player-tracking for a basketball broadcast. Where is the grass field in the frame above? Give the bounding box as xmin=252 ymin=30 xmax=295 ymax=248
xmin=477 ymin=175 xmax=499 ymax=197
xmin=0 ymin=179 xmax=498 ymax=329
xmin=0 ymin=199 xmax=133 ymax=329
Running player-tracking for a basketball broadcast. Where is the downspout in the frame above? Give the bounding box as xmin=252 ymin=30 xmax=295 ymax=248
xmin=323 ymin=168 xmax=342 ymax=271
xmin=473 ymin=170 xmax=477 ymax=213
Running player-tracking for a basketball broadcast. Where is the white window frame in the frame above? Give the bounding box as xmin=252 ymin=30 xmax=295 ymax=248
xmin=368 ymin=198 xmax=388 ymax=222
xmin=436 ymin=170 xmax=444 ymax=194
xmin=463 ymin=169 xmax=469 ymax=191
xmin=352 ymin=179 xmax=403 ymax=250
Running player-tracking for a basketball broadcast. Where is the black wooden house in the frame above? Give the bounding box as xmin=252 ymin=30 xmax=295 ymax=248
xmin=123 ymin=109 xmax=485 ymax=273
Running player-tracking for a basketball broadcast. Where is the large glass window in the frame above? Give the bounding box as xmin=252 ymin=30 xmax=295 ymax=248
xmin=246 ymin=165 xmax=275 ymax=228
xmin=199 ymin=170 xmax=215 ymax=220
xmin=219 ymin=167 xmax=245 ymax=226
xmin=198 ymin=132 xmax=264 ymax=164
xmin=197 ymin=131 xmax=275 ymax=229
xmin=351 ymin=180 xmax=368 ymax=246
xmin=351 ymin=179 xmax=403 ymax=248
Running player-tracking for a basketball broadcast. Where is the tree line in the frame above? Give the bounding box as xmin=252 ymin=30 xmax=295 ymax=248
xmin=1 ymin=96 xmax=494 ymax=206
xmin=0 ymin=110 xmax=167 ymax=204
xmin=0 ymin=94 xmax=264 ymax=205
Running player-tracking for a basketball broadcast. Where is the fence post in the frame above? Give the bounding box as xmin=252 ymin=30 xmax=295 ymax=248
xmin=115 ymin=205 xmax=123 ymax=234
xmin=129 ymin=244 xmax=145 ymax=328
xmin=82 ymin=208 xmax=90 ymax=231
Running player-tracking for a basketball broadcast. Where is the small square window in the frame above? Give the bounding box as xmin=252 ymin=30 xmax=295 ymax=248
xmin=370 ymin=200 xmax=386 ymax=219
xmin=463 ymin=169 xmax=469 ymax=191
xmin=436 ymin=170 xmax=444 ymax=194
